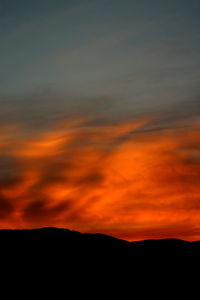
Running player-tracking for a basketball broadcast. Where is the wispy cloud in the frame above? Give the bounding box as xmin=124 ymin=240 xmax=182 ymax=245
xmin=0 ymin=112 xmax=200 ymax=241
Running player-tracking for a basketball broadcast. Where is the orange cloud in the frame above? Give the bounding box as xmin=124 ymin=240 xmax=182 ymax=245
xmin=0 ymin=117 xmax=200 ymax=241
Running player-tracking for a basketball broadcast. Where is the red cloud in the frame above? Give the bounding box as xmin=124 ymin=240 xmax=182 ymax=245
xmin=0 ymin=118 xmax=200 ymax=241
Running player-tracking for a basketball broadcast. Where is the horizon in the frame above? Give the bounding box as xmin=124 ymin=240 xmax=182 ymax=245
xmin=0 ymin=226 xmax=198 ymax=243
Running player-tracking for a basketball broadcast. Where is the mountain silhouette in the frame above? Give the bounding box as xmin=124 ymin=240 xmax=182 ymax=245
xmin=0 ymin=227 xmax=199 ymax=249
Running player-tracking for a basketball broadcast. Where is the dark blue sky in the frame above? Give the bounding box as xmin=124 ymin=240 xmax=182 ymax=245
xmin=0 ymin=0 xmax=200 ymax=125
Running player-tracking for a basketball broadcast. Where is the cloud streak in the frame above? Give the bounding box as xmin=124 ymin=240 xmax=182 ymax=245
xmin=0 ymin=114 xmax=200 ymax=241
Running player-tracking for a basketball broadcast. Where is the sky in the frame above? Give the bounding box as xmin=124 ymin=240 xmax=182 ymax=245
xmin=0 ymin=0 xmax=200 ymax=241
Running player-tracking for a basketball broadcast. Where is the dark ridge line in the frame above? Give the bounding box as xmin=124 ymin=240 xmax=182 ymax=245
xmin=0 ymin=227 xmax=199 ymax=248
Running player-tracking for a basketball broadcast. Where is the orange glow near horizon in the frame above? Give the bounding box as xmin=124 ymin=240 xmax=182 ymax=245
xmin=1 ymin=118 xmax=200 ymax=241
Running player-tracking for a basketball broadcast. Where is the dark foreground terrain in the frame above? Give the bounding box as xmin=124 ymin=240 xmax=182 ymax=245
xmin=1 ymin=227 xmax=198 ymax=273
xmin=0 ymin=227 xmax=199 ymax=250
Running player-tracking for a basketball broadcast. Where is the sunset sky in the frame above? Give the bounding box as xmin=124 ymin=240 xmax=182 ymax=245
xmin=0 ymin=0 xmax=200 ymax=241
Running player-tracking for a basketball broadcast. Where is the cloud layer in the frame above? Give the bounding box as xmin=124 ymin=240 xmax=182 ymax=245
xmin=1 ymin=115 xmax=200 ymax=241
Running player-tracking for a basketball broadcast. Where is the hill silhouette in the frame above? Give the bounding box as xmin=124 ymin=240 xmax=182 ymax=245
xmin=0 ymin=227 xmax=199 ymax=249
